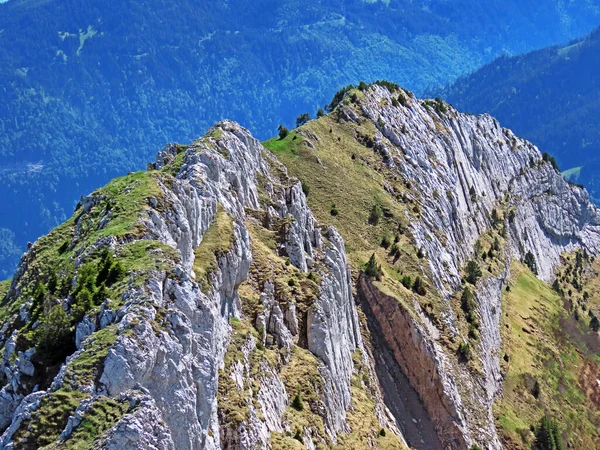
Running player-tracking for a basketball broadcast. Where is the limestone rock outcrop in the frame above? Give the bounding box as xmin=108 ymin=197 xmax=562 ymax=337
xmin=0 ymin=121 xmax=399 ymax=449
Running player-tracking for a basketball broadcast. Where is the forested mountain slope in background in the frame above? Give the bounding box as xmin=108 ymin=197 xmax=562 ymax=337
xmin=2 ymin=0 xmax=600 ymax=277
xmin=440 ymin=27 xmax=600 ymax=202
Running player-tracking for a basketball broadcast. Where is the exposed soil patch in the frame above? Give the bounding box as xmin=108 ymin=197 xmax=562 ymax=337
xmin=579 ymin=360 xmax=600 ymax=412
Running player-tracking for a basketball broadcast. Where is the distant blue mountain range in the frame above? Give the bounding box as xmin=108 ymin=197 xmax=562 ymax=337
xmin=1 ymin=0 xmax=599 ymax=277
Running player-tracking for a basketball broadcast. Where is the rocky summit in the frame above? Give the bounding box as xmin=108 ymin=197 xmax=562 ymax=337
xmin=1 ymin=83 xmax=600 ymax=449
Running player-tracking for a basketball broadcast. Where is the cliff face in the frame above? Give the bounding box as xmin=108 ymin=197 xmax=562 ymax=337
xmin=1 ymin=83 xmax=600 ymax=450
xmin=265 ymin=83 xmax=600 ymax=449
xmin=355 ymin=85 xmax=600 ymax=448
xmin=0 ymin=121 xmax=403 ymax=449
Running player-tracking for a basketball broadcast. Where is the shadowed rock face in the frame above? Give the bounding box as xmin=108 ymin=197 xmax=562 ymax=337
xmin=358 ymin=275 xmax=465 ymax=450
xmin=359 ymin=275 xmax=444 ymax=450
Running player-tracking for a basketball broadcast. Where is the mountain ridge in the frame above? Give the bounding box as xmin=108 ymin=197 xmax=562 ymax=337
xmin=0 ymin=83 xmax=599 ymax=449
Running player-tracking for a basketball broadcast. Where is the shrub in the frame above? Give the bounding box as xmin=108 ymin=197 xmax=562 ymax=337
xmin=389 ymin=243 xmax=401 ymax=257
xmin=474 ymin=239 xmax=482 ymax=255
xmin=374 ymin=79 xmax=400 ymax=92
xmin=416 ymin=247 xmax=425 ymax=259
xmin=326 ymin=85 xmax=354 ymax=112
xmin=461 ymin=286 xmax=478 ymax=326
xmin=365 ymin=254 xmax=383 ymax=281
xmin=401 ymin=275 xmax=412 ymax=289
xmin=291 ymin=393 xmax=304 ymax=411
xmin=301 ymin=181 xmax=310 ymax=197
xmin=72 ymin=287 xmax=93 ymax=321
xmin=465 ymin=260 xmax=482 ymax=284
xmin=508 ymin=209 xmax=516 ymax=223
xmin=58 ymin=240 xmax=69 ymax=254
xmin=412 ymin=276 xmax=426 ymax=296
xmin=293 ymin=430 xmax=303 ymax=442
xmin=380 ymin=234 xmax=392 ymax=249
xmin=590 ymin=315 xmax=600 ymax=332
xmin=316 ymin=108 xmax=325 ymax=118
xmin=379 ymin=428 xmax=387 ymax=437
xmin=491 ymin=209 xmax=501 ymax=226
xmin=397 ymin=92 xmax=407 ymax=107
xmin=524 ymin=251 xmax=538 ymax=275
xmin=368 ymin=205 xmax=382 ymax=225
xmin=434 ymin=97 xmax=447 ymax=114
xmin=277 ymin=124 xmax=289 ymax=140
xmin=469 ymin=186 xmax=477 ymax=203
xmin=93 ymin=283 xmax=108 ymax=305
xmin=295 ymin=113 xmax=311 ymax=127
xmin=330 ymin=204 xmax=339 ymax=216
xmin=458 ymin=342 xmax=472 ymax=361
xmin=534 ymin=416 xmax=564 ymax=450
xmin=532 ymin=380 xmax=541 ymax=399
xmin=75 ymin=263 xmax=97 ymax=295
xmin=492 ymin=237 xmax=500 ymax=252
xmin=106 ymin=261 xmax=125 ymax=286
xmin=542 ymin=152 xmax=560 ymax=173
xmin=96 ymin=251 xmax=113 ymax=286
xmin=468 ymin=324 xmax=479 ymax=340
xmin=33 ymin=304 xmax=74 ymax=365
xmin=30 ymin=282 xmax=48 ymax=321
xmin=552 ymin=279 xmax=563 ymax=296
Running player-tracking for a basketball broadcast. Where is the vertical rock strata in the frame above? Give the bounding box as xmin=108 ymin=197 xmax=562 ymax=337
xmin=1 ymin=84 xmax=600 ymax=450
xmin=0 ymin=122 xmax=397 ymax=449
xmin=351 ymin=85 xmax=600 ymax=449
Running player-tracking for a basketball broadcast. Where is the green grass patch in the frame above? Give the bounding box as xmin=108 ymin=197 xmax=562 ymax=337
xmin=12 ymin=389 xmax=90 ymax=449
xmin=496 ymin=261 xmax=600 ymax=448
xmin=0 ymin=278 xmax=13 ymax=322
xmin=118 ymin=240 xmax=180 ymax=276
xmin=61 ymin=395 xmax=131 ymax=449
xmin=93 ymin=171 xmax=165 ymax=239
xmin=193 ymin=206 xmax=235 ymax=286
xmin=62 ymin=325 xmax=119 ymax=390
xmin=162 ymin=150 xmax=187 ymax=177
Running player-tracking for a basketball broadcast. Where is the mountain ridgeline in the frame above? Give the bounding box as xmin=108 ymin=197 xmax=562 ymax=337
xmin=440 ymin=26 xmax=600 ymax=203
xmin=2 ymin=0 xmax=600 ymax=278
xmin=1 ymin=84 xmax=600 ymax=449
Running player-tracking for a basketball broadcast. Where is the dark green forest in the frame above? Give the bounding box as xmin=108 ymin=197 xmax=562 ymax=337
xmin=440 ymin=27 xmax=600 ymax=202
xmin=1 ymin=0 xmax=600 ymax=277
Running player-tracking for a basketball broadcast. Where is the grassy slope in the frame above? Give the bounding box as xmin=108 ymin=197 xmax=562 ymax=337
xmin=217 ymin=197 xmax=407 ymax=448
xmin=264 ymin=103 xmax=448 ymax=333
xmin=265 ymin=99 xmax=600 ymax=448
xmin=497 ymin=261 xmax=600 ymax=449
xmin=193 ymin=205 xmax=235 ymax=287
xmin=2 ymin=168 xmax=182 ymax=448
